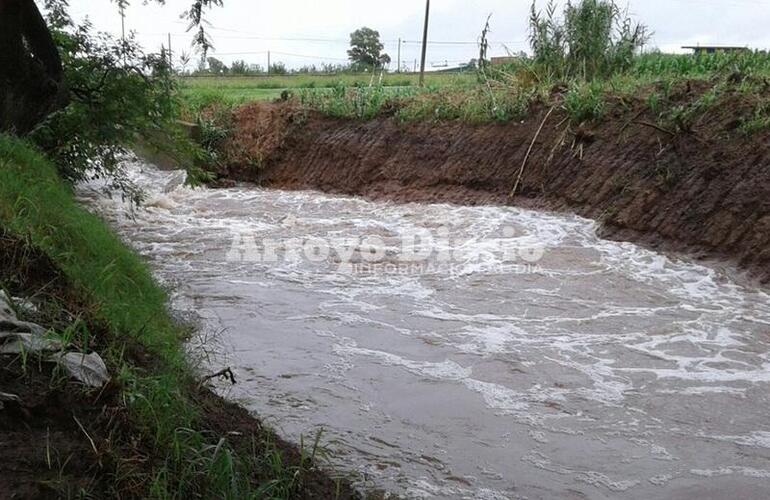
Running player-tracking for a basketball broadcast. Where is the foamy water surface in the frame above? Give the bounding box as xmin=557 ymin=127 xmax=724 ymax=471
xmin=80 ymin=161 xmax=770 ymax=499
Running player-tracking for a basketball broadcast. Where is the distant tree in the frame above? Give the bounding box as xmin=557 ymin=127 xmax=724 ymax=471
xmin=347 ymin=27 xmax=390 ymax=69
xmin=295 ymin=64 xmax=319 ymax=74
xmin=179 ymin=51 xmax=192 ymax=74
xmin=320 ymin=62 xmax=352 ymax=74
xmin=206 ymin=56 xmax=228 ymax=74
xmin=230 ymin=59 xmax=249 ymax=75
xmin=269 ymin=62 xmax=288 ymax=75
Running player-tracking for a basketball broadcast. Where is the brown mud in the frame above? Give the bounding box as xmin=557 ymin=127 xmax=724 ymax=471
xmin=216 ymin=89 xmax=770 ymax=283
xmin=0 ymin=231 xmax=365 ymax=499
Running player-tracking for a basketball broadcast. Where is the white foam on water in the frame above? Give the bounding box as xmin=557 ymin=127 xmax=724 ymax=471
xmin=79 ymin=160 xmax=770 ymax=499
xmin=703 ymin=431 xmax=770 ymax=449
xmin=690 ymin=467 xmax=770 ymax=478
xmin=522 ymin=451 xmax=641 ymax=493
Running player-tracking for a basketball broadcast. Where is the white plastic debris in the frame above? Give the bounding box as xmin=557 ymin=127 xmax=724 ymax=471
xmin=0 ymin=291 xmax=13 ymax=317
xmin=12 ymin=296 xmax=39 ymax=315
xmin=0 ymin=292 xmax=61 ymax=354
xmin=0 ymin=391 xmax=21 ymax=410
xmin=50 ymin=352 xmax=110 ymax=388
xmin=1 ymin=292 xmax=109 ymax=388
xmin=0 ymin=331 xmax=63 ymax=354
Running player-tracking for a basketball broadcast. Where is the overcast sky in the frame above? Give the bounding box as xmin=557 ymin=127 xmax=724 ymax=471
xmin=58 ymin=0 xmax=770 ymax=70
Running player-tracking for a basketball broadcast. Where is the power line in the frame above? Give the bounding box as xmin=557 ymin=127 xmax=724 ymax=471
xmin=404 ymin=39 xmax=526 ymax=45
xmin=161 ymin=22 xmax=528 ymax=46
xmin=212 ymin=50 xmax=349 ymax=62
xmin=142 ymin=32 xmax=528 ymax=50
xmin=144 ymin=31 xmax=528 ymax=48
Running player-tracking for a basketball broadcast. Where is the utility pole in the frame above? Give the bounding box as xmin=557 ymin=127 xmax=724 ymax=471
xmin=119 ymin=4 xmax=126 ymax=43
xmin=119 ymin=3 xmax=127 ymax=66
xmin=397 ymin=38 xmax=402 ymax=73
xmin=267 ymin=51 xmax=271 ymax=74
xmin=419 ymin=0 xmax=431 ymax=86
xmin=168 ymin=33 xmax=173 ymax=71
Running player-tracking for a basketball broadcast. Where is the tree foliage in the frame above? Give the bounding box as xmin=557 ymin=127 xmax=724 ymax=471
xmin=29 ymin=5 xmax=200 ymax=201
xmin=114 ymin=0 xmax=224 ymax=56
xmin=206 ymin=56 xmax=229 ymax=74
xmin=347 ymin=27 xmax=390 ymax=69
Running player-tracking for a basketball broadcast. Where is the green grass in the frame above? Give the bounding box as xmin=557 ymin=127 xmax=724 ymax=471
xmin=180 ymin=72 xmax=476 ymax=91
xmin=0 ymin=135 xmax=329 ymax=498
xmin=178 ymin=72 xmax=478 ymax=107
xmin=181 ymin=87 xmax=285 ymax=105
xmin=563 ymin=81 xmax=606 ymax=123
xmin=290 ymin=51 xmax=770 ymax=127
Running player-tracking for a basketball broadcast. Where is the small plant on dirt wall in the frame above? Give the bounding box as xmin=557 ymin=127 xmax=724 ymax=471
xmin=564 ymin=81 xmax=606 ymax=123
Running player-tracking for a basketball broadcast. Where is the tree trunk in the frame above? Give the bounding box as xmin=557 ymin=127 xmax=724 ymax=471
xmin=0 ymin=0 xmax=65 ymax=135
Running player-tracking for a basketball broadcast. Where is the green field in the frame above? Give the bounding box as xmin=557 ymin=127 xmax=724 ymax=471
xmin=179 ymin=71 xmax=477 ymax=103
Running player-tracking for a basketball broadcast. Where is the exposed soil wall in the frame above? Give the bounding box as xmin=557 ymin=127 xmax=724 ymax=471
xmin=217 ymin=98 xmax=770 ymax=283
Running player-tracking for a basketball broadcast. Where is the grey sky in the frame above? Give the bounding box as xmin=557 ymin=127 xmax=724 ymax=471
xmin=59 ymin=0 xmax=770 ymax=70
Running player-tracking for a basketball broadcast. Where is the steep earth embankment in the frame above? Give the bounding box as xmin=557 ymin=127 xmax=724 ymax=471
xmin=217 ymin=96 xmax=770 ymax=282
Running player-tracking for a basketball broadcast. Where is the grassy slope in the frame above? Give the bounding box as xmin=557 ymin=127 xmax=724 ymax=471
xmin=0 ymin=135 xmax=227 ymax=497
xmin=0 ymin=136 xmax=357 ymax=499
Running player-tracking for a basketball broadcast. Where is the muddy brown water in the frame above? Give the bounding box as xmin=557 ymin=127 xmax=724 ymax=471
xmin=81 ymin=161 xmax=770 ymax=499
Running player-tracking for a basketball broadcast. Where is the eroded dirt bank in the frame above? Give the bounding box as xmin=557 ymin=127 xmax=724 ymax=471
xmin=216 ymin=98 xmax=770 ymax=282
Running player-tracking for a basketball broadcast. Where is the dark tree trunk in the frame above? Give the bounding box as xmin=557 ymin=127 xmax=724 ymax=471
xmin=0 ymin=0 xmax=66 ymax=135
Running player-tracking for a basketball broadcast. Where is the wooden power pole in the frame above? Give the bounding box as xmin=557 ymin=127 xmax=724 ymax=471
xmin=397 ymin=38 xmax=402 ymax=73
xmin=419 ymin=0 xmax=430 ymax=86
xmin=168 ymin=33 xmax=173 ymax=71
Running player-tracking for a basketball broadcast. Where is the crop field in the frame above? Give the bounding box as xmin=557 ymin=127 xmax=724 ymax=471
xmin=179 ymin=71 xmax=478 ymax=104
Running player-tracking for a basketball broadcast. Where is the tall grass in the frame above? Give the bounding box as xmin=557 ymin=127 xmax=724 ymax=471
xmin=529 ymin=0 xmax=649 ymax=81
xmin=298 ymin=84 xmax=422 ymax=120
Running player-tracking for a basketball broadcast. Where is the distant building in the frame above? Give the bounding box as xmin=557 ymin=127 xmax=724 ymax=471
xmin=490 ymin=56 xmax=519 ymax=66
xmin=682 ymin=45 xmax=750 ymax=55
